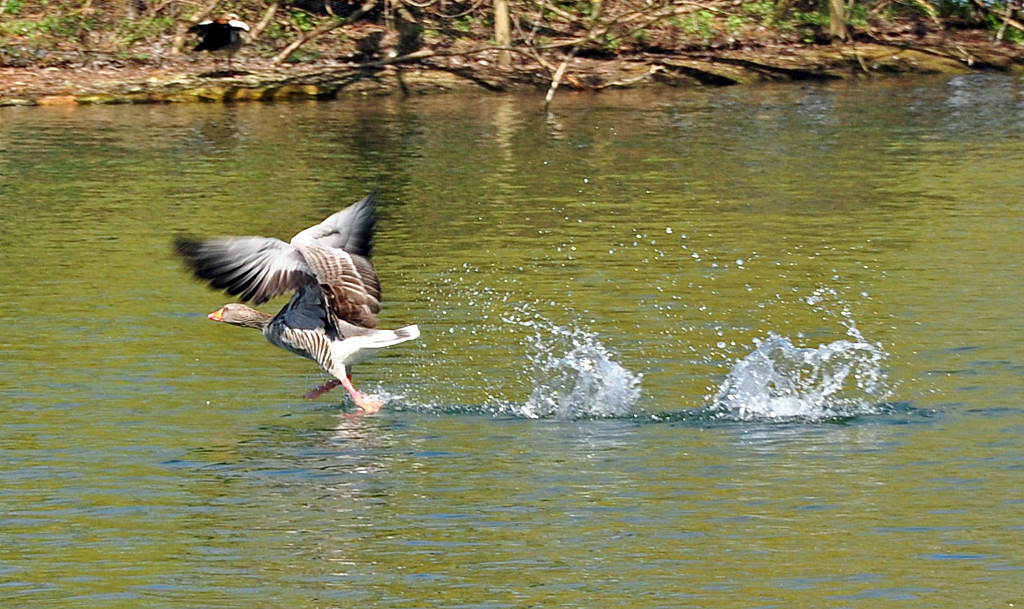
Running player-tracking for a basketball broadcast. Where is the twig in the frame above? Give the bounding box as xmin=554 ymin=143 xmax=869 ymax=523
xmin=359 ymin=44 xmax=545 ymax=68
xmin=250 ymin=0 xmax=279 ymax=41
xmin=910 ymin=0 xmax=941 ymax=24
xmin=172 ymin=0 xmax=219 ymax=54
xmin=149 ymin=1 xmax=178 ymax=17
xmin=512 ymin=15 xmax=559 ymax=75
xmin=954 ymin=44 xmax=976 ymax=66
xmin=519 ymin=0 xmax=716 ymax=101
xmin=403 ymin=0 xmax=489 ymax=18
xmin=530 ymin=3 xmax=717 ymax=50
xmin=996 ymin=0 xmax=1018 ymax=42
xmin=544 ymin=49 xmax=576 ymax=108
xmin=604 ymin=3 xmax=709 ymax=49
xmin=270 ymin=0 xmax=377 ymax=66
xmin=970 ymin=0 xmax=1024 ymax=35
xmin=532 ymin=0 xmax=577 ymax=24
xmin=852 ymin=46 xmax=869 ymax=71
xmin=361 ymin=47 xmax=437 ymax=68
xmin=542 ymin=0 xmax=612 ymax=106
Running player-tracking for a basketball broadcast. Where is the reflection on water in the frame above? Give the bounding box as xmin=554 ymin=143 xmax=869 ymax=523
xmin=1 ymin=74 xmax=1023 ymax=607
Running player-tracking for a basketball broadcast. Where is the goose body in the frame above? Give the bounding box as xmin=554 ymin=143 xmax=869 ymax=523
xmin=190 ymin=14 xmax=250 ymax=71
xmin=176 ymin=190 xmax=418 ymax=412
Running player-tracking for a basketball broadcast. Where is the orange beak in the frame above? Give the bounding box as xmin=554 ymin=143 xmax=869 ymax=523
xmin=208 ymin=307 xmax=224 ymax=322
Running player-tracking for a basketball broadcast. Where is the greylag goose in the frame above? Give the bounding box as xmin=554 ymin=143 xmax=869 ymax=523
xmin=175 ymin=190 xmax=419 ymax=413
xmin=189 ymin=14 xmax=250 ymax=72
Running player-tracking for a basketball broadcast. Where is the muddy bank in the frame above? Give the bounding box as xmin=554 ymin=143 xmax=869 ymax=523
xmin=2 ymin=32 xmax=1021 ymax=106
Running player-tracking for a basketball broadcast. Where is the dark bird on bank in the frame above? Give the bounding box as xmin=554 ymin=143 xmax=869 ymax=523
xmin=189 ymin=14 xmax=250 ymax=72
xmin=174 ymin=190 xmax=419 ymax=413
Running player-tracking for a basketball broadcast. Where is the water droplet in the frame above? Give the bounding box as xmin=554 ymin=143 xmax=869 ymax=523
xmin=707 ymin=332 xmax=890 ymax=422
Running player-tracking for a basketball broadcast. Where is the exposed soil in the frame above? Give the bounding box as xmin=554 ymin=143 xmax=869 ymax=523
xmin=1 ymin=27 xmax=1021 ymax=106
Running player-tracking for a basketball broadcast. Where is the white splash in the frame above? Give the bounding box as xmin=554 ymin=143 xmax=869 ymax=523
xmin=512 ymin=320 xmax=642 ymax=419
xmin=709 ymin=325 xmax=891 ymax=422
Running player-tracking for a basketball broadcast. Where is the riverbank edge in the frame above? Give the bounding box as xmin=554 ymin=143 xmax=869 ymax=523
xmin=3 ymin=38 xmax=1022 ymax=106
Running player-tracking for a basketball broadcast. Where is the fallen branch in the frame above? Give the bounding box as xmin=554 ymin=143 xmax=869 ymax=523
xmin=593 ymin=64 xmax=664 ymax=89
xmin=360 ymin=47 xmax=439 ymax=68
xmin=544 ymin=48 xmax=576 ymax=107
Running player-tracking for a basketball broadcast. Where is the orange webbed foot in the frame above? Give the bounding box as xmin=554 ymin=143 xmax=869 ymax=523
xmin=353 ymin=394 xmax=383 ymax=413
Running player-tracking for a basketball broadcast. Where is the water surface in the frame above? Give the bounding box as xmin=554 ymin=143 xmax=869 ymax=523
xmin=1 ymin=74 xmax=1023 ymax=607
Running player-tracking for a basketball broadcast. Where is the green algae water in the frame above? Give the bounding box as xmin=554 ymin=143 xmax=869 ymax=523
xmin=1 ymin=74 xmax=1022 ymax=607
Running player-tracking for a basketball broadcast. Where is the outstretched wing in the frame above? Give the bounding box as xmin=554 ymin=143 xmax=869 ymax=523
xmin=174 ymin=236 xmax=314 ymax=304
xmin=176 ymin=190 xmax=384 ymax=325
xmin=290 ymin=189 xmax=378 ymax=257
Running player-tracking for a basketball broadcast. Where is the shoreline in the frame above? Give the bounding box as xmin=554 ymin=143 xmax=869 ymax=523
xmin=2 ymin=33 xmax=1022 ymax=106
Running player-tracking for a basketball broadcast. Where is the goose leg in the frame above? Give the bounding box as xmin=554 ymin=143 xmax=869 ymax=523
xmin=305 ymin=378 xmax=342 ymax=400
xmin=340 ymin=374 xmax=383 ymax=413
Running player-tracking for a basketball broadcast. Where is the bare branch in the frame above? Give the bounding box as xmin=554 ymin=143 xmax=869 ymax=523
xmin=532 ymin=0 xmax=577 ymax=24
xmin=270 ymin=0 xmax=378 ymax=66
xmin=544 ymin=48 xmax=576 ymax=108
xmin=969 ymin=0 xmax=1024 ymax=34
xmin=250 ymin=0 xmax=280 ymax=41
xmin=172 ymin=0 xmax=218 ymax=54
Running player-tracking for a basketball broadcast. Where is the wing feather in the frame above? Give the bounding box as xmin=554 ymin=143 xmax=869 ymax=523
xmin=290 ymin=189 xmax=378 ymax=256
xmin=175 ymin=190 xmax=387 ymax=328
xmin=298 ymin=244 xmax=381 ymax=328
xmin=175 ymin=236 xmax=314 ymax=304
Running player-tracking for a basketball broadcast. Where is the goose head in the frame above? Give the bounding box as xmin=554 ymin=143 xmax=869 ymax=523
xmin=208 ymin=303 xmax=272 ymax=329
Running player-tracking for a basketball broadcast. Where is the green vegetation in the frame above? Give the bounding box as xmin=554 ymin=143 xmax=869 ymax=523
xmin=985 ymin=10 xmax=1024 ymax=43
xmin=452 ymin=15 xmax=474 ymax=34
xmin=679 ymin=10 xmax=717 ymax=41
xmin=289 ymin=8 xmax=318 ymax=32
